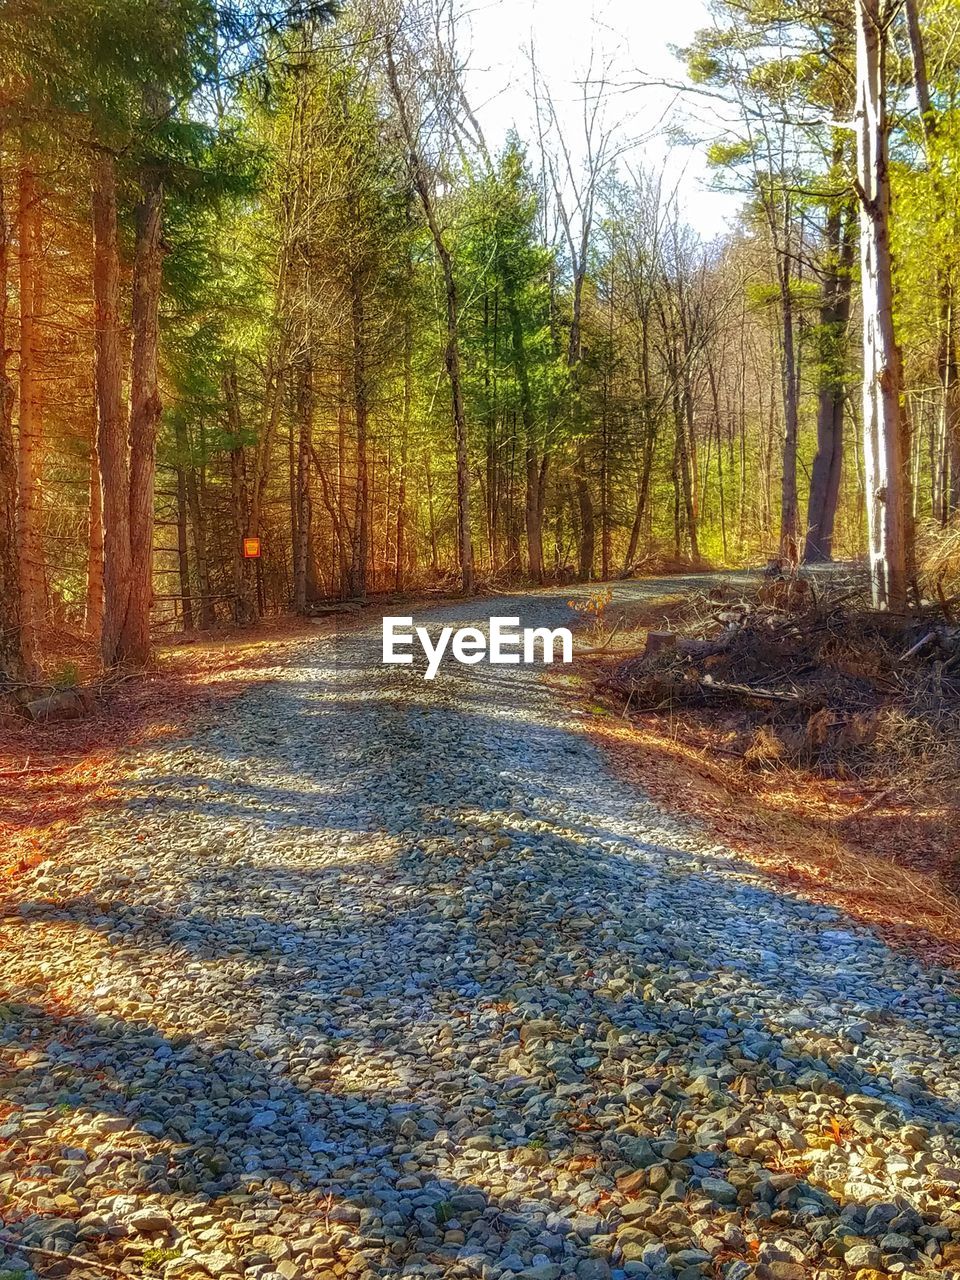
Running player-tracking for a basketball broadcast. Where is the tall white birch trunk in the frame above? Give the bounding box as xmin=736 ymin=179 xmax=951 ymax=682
xmin=855 ymin=0 xmax=909 ymax=611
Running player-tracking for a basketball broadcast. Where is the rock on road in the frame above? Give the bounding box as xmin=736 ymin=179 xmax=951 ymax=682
xmin=2 ymin=579 xmax=960 ymax=1280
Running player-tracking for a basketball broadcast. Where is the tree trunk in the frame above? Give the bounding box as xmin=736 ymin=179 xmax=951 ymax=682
xmin=17 ymin=152 xmax=43 ymax=671
xmin=119 ymin=124 xmax=165 ymax=665
xmin=293 ymin=358 xmax=313 ymax=613
xmin=224 ymin=365 xmax=258 ymax=624
xmin=855 ymin=0 xmax=909 ymax=611
xmin=396 ymin=298 xmax=411 ymax=592
xmin=624 ymin=427 xmax=656 ymax=572
xmin=185 ymin=449 xmax=214 ymax=627
xmin=85 ymin=420 xmax=104 ymax=642
xmin=804 ymin=200 xmax=855 ymax=562
xmin=778 ymin=257 xmax=800 ymax=554
xmin=92 ymin=147 xmax=131 ymax=667
xmin=676 ymin=388 xmax=700 ymax=562
xmin=504 ymin=283 xmax=544 ymax=583
xmin=575 ymin=455 xmax=595 ymax=581
xmin=425 ymin=450 xmax=440 ymax=575
xmin=175 ymin=461 xmax=194 ymax=631
xmin=351 ymin=278 xmax=369 ymax=599
xmin=0 ymin=161 xmax=25 ymax=681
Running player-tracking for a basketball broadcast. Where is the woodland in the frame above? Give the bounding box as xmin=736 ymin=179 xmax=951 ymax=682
xmin=0 ymin=0 xmax=958 ymax=683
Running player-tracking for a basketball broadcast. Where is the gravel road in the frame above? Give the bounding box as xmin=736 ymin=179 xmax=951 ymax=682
xmin=2 ymin=579 xmax=960 ymax=1280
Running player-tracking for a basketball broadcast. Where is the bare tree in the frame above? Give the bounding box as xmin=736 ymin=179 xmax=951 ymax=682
xmin=532 ymin=51 xmax=618 ymax=580
xmin=383 ymin=0 xmax=474 ymax=594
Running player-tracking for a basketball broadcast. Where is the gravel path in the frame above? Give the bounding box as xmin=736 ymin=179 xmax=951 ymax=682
xmin=3 ymin=581 xmax=960 ymax=1280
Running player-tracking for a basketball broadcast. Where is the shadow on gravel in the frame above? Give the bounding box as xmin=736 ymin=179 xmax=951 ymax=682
xmin=2 ymin=577 xmax=958 ymax=1274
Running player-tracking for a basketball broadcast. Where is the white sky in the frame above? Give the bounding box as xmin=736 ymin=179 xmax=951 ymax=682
xmin=461 ymin=0 xmax=743 ymax=239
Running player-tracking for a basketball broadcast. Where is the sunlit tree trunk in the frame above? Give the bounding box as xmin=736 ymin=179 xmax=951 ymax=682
xmin=351 ymin=277 xmax=369 ymax=599
xmin=120 ymin=111 xmax=165 ymax=664
xmin=85 ymin=420 xmax=104 ymax=642
xmin=293 ymin=358 xmax=313 ymax=613
xmin=395 ymin=295 xmax=411 ymax=592
xmin=855 ymin=0 xmax=909 ymax=611
xmin=17 ymin=150 xmax=43 ymax=670
xmin=0 ymin=162 xmax=25 ymax=681
xmin=624 ymin=324 xmax=656 ymax=571
xmin=224 ymin=366 xmax=258 ymax=624
xmin=92 ymin=147 xmax=131 ymax=667
xmin=778 ymin=252 xmax=800 ymax=554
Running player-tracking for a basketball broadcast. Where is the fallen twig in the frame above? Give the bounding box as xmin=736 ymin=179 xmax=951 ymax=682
xmin=899 ymin=631 xmax=937 ymax=662
xmin=699 ymin=677 xmax=800 ymax=703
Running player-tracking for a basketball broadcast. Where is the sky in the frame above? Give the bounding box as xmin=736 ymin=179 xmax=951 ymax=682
xmin=461 ymin=0 xmax=743 ymax=239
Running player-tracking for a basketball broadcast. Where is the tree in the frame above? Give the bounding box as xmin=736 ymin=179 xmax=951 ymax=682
xmin=16 ymin=149 xmax=43 ymax=670
xmin=533 ymin=55 xmax=617 ymax=580
xmin=686 ymin=0 xmax=858 ymax=560
xmin=384 ymin=1 xmax=475 ymax=595
xmin=0 ymin=162 xmax=25 ymax=682
xmin=854 ymin=0 xmax=910 ymax=610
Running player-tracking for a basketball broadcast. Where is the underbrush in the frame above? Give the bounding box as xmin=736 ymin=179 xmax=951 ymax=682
xmin=579 ymin=573 xmax=960 ymax=926
xmin=600 ymin=574 xmax=960 ymax=796
xmin=920 ymin=516 xmax=960 ymax=600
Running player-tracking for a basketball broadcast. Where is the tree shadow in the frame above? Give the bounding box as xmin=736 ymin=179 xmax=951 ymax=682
xmin=2 ymin=584 xmax=958 ymax=1275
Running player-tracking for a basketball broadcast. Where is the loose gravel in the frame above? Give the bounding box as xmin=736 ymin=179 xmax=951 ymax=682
xmin=2 ymin=585 xmax=960 ymax=1280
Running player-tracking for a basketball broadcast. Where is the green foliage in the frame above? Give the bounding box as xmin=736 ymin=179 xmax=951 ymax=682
xmin=142 ymin=1247 xmax=181 ymax=1273
xmin=705 ymin=140 xmax=754 ymax=170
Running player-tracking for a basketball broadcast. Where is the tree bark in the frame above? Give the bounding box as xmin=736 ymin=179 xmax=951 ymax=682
xmin=185 ymin=443 xmax=214 ymax=627
xmin=119 ymin=116 xmax=165 ymax=665
xmin=175 ymin=460 xmax=194 ymax=631
xmin=777 ymin=254 xmax=800 ymax=554
xmin=92 ymin=146 xmax=131 ymax=667
xmin=293 ymin=357 xmax=313 ymax=613
xmin=225 ymin=367 xmax=258 ymax=624
xmin=675 ymin=382 xmax=700 ymax=562
xmin=0 ymin=161 xmax=25 ymax=681
xmin=503 ymin=281 xmax=544 ymax=583
xmin=17 ymin=151 xmax=43 ymax=671
xmin=855 ymin=0 xmax=910 ymax=611
xmin=395 ymin=294 xmax=411 ymax=592
xmin=85 ymin=419 xmax=104 ymax=642
xmin=804 ymin=199 xmax=855 ymax=562
xmin=624 ymin=322 xmax=657 ymax=571
xmin=351 ymin=277 xmax=369 ymax=599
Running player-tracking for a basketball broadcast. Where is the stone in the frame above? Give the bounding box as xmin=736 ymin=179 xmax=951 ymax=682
xmin=699 ymin=1178 xmax=737 ymax=1206
xmin=2 ymin=594 xmax=960 ymax=1280
xmin=844 ymin=1245 xmax=883 ymax=1270
xmin=128 ymin=1209 xmax=174 ymax=1236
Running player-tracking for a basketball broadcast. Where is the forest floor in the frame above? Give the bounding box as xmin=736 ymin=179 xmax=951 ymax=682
xmin=2 ymin=580 xmax=960 ymax=1280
